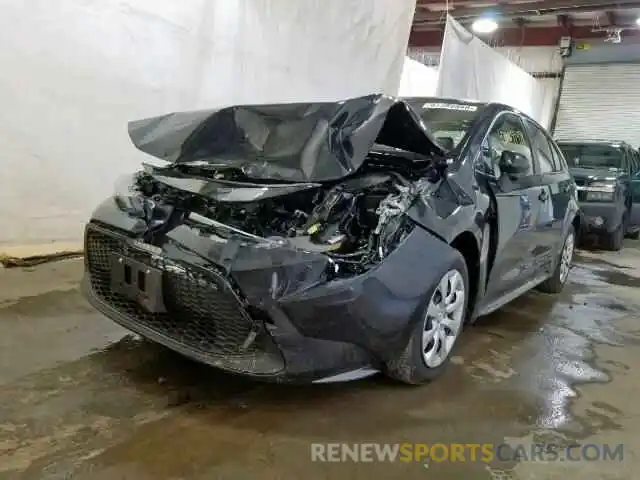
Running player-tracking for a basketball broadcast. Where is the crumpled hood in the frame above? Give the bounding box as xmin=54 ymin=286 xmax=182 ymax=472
xmin=569 ymin=167 xmax=622 ymax=183
xmin=128 ymin=94 xmax=446 ymax=183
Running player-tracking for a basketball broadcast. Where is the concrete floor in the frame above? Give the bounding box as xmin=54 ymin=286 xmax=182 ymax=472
xmin=1 ymin=243 xmax=640 ymax=479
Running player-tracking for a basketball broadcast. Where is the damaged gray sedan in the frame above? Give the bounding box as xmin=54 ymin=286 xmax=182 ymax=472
xmin=82 ymin=95 xmax=579 ymax=384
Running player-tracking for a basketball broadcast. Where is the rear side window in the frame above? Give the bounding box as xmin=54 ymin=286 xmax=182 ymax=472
xmin=526 ymin=120 xmax=558 ymax=173
xmin=550 ymin=142 xmax=569 ymax=171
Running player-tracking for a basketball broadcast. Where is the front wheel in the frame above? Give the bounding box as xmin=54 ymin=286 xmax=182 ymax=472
xmin=385 ymin=254 xmax=469 ymax=385
xmin=538 ymin=225 xmax=575 ymax=294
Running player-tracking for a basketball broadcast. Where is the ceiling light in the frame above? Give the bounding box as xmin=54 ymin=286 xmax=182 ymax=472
xmin=472 ymin=17 xmax=498 ymax=34
xmin=636 ymin=17 xmax=640 ymax=26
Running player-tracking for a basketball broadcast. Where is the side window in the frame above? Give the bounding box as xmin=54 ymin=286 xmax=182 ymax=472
xmin=526 ymin=120 xmax=556 ymax=173
xmin=551 ymin=142 xmax=569 ymax=171
xmin=485 ymin=113 xmax=534 ymax=176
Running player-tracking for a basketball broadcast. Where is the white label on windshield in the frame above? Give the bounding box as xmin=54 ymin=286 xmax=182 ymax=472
xmin=423 ymin=102 xmax=478 ymax=111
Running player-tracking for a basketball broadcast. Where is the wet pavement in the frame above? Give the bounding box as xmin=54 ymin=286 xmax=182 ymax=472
xmin=2 ymin=243 xmax=640 ymax=479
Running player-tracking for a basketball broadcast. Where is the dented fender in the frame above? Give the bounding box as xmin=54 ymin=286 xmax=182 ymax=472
xmin=278 ymin=226 xmax=461 ymax=358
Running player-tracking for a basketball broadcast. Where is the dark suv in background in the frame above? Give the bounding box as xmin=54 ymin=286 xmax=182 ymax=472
xmin=556 ymin=140 xmax=640 ymax=251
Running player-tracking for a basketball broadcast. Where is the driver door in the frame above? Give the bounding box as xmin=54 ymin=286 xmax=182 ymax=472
xmin=479 ymin=113 xmax=545 ymax=305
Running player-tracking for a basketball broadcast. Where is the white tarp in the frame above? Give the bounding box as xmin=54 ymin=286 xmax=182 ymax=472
xmin=398 ymin=57 xmax=439 ymax=97
xmin=436 ymin=16 xmax=545 ymax=124
xmin=0 ymin=0 xmax=416 ymax=249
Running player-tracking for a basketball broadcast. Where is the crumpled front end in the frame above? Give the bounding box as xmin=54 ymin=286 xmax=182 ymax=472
xmin=82 ymin=188 xmax=456 ymax=382
xmin=83 ymin=94 xmax=462 ymax=382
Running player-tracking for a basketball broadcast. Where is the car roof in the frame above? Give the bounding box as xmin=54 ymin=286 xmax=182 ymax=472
xmin=399 ymin=97 xmax=527 ymax=117
xmin=399 ymin=96 xmax=485 ymax=105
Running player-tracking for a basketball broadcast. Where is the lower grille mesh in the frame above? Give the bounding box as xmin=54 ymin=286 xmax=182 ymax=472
xmin=86 ymin=225 xmax=259 ymax=357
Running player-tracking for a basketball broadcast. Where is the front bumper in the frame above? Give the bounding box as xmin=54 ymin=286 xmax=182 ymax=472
xmin=82 ymin=219 xmax=454 ymax=383
xmin=577 ymin=203 xmax=623 ymax=234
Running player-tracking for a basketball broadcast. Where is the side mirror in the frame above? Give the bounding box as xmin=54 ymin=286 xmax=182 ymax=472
xmin=499 ymin=150 xmax=530 ymax=176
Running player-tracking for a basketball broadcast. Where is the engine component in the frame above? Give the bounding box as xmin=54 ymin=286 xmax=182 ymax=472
xmin=141 ymin=170 xmax=420 ymax=276
xmin=373 ymin=184 xmax=416 ymax=260
xmin=303 ymin=187 xmax=360 ymax=252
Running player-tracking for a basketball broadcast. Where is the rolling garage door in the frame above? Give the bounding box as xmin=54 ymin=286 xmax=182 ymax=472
xmin=553 ymin=63 xmax=640 ymax=147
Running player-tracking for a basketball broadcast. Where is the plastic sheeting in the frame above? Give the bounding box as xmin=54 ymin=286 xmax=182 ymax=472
xmin=0 ymin=0 xmax=416 ymax=247
xmin=398 ymin=57 xmax=439 ymax=97
xmin=436 ymin=16 xmax=546 ymax=125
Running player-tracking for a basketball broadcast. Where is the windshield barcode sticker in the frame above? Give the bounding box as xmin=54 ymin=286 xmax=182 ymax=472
xmin=423 ymin=103 xmax=478 ymax=111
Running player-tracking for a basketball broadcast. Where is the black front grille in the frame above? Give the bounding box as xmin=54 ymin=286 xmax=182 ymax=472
xmin=86 ymin=225 xmax=260 ymax=357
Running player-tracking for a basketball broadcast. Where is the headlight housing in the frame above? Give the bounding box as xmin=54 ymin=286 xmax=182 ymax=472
xmin=113 ymin=172 xmax=173 ymax=226
xmin=585 ymin=182 xmax=616 ymax=202
xmin=113 ymin=173 xmax=150 ymax=218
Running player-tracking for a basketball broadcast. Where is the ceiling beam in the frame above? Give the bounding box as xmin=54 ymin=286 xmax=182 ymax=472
xmin=409 ymin=24 xmax=640 ymax=47
xmin=413 ymin=0 xmax=640 ymax=26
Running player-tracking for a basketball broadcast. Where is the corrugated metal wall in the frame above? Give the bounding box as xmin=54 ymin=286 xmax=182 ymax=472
xmin=553 ymin=43 xmax=640 ymax=147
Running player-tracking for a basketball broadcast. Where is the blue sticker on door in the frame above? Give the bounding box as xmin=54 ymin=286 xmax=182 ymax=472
xmin=519 ymin=193 xmax=532 ymax=230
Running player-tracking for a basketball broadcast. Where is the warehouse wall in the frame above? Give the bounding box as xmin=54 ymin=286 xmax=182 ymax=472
xmin=0 ymin=0 xmax=416 ymax=252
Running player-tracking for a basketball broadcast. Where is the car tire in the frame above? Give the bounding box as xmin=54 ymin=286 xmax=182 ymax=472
xmin=384 ymin=253 xmax=469 ymax=385
xmin=538 ymin=225 xmax=575 ymax=294
xmin=603 ymin=221 xmax=624 ymax=251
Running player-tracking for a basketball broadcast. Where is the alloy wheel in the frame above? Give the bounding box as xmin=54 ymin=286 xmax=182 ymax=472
xmin=422 ymin=269 xmax=466 ymax=368
xmin=559 ymin=232 xmax=575 ymax=284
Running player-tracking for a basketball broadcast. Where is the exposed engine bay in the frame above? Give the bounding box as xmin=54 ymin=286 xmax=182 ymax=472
xmin=129 ymin=151 xmax=442 ymax=277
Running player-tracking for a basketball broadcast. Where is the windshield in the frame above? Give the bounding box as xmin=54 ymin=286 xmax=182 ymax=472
xmin=558 ymin=144 xmax=623 ymax=170
xmin=406 ymin=100 xmax=481 ymax=150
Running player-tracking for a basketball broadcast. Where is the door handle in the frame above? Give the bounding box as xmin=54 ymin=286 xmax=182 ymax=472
xmin=539 ymin=189 xmax=548 ymax=202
